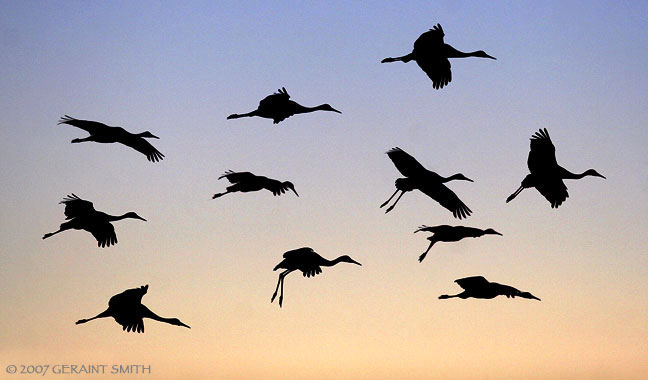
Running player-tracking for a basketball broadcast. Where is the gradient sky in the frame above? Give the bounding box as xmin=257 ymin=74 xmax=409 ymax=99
xmin=1 ymin=1 xmax=647 ymax=379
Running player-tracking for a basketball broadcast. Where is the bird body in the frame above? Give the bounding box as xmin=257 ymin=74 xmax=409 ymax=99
xmin=381 ymin=147 xmax=473 ymax=218
xmin=75 ymin=285 xmax=190 ymax=333
xmin=381 ymin=24 xmax=496 ymax=89
xmin=271 ymin=247 xmax=361 ymax=307
xmin=414 ymin=225 xmax=502 ymax=262
xmin=439 ymin=276 xmax=540 ymax=301
xmin=212 ymin=170 xmax=298 ymax=198
xmin=226 ymin=87 xmax=341 ymax=124
xmin=506 ymin=129 xmax=605 ymax=208
xmin=42 ymin=194 xmax=146 ymax=247
xmin=58 ymin=115 xmax=164 ymax=162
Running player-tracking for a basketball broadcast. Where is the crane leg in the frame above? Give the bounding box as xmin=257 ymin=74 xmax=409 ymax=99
xmin=75 ymin=308 xmax=110 ymax=324
xmin=380 ymin=189 xmax=400 ymax=209
xmin=42 ymin=228 xmax=65 ymax=239
xmin=271 ymin=270 xmax=291 ymax=305
xmin=418 ymin=240 xmax=436 ymax=262
xmin=212 ymin=191 xmax=230 ymax=199
xmin=385 ymin=191 xmax=406 ymax=213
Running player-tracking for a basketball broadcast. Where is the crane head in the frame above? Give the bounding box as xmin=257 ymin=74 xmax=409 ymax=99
xmin=283 ymin=181 xmax=299 ymax=197
xmin=169 ymin=318 xmax=191 ymax=328
xmin=484 ymin=228 xmax=503 ymax=236
xmin=339 ymin=255 xmax=362 ymax=266
xmin=139 ymin=131 xmax=159 ymax=139
xmin=518 ymin=291 xmax=541 ymax=301
xmin=474 ymin=50 xmax=496 ymax=60
xmin=584 ymin=169 xmax=606 ymax=179
xmin=125 ymin=212 xmax=147 ymax=222
xmin=319 ymin=104 xmax=342 ymax=114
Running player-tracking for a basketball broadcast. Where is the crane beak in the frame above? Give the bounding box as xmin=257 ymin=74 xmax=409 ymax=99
xmin=330 ymin=107 xmax=342 ymax=114
xmin=136 ymin=216 xmax=147 ymax=222
xmin=291 ymin=188 xmax=299 ymax=197
xmin=350 ymin=259 xmax=362 ymax=266
xmin=179 ymin=322 xmax=191 ymax=329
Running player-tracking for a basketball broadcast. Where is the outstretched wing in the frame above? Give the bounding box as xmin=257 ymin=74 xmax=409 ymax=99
xmin=282 ymin=247 xmax=317 ymax=260
xmin=58 ymin=115 xmax=109 ymax=135
xmin=528 ymin=128 xmax=558 ymax=174
xmin=60 ymin=194 xmax=95 ymax=219
xmin=218 ymin=170 xmax=257 ymax=184
xmin=536 ymin=178 xmax=569 ymax=208
xmin=108 ymin=285 xmax=148 ymax=308
xmin=455 ymin=276 xmax=489 ymax=290
xmin=119 ymin=135 xmax=165 ymax=162
xmin=419 ymin=184 xmax=472 ymax=219
xmin=257 ymin=88 xmax=293 ymax=123
xmin=386 ymin=147 xmax=429 ymax=177
xmin=413 ymin=24 xmax=451 ymax=89
xmin=86 ymin=221 xmax=118 ymax=247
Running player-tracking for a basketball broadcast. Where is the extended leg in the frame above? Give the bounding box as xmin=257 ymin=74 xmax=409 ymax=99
xmin=42 ymin=225 xmax=69 ymax=239
xmin=271 ymin=270 xmax=291 ymax=304
xmin=75 ymin=308 xmax=111 ymax=325
xmin=380 ymin=189 xmax=400 ymax=208
xmin=212 ymin=191 xmax=231 ymax=199
xmin=418 ymin=239 xmax=437 ymax=263
xmin=385 ymin=191 xmax=406 ymax=213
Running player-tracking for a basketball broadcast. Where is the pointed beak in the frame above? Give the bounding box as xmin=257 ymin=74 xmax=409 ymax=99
xmin=596 ymin=173 xmax=606 ymax=179
xmin=179 ymin=322 xmax=191 ymax=328
xmin=530 ymin=295 xmax=541 ymax=301
xmin=493 ymin=231 xmax=503 ymax=236
xmin=291 ymin=188 xmax=299 ymax=197
xmin=330 ymin=107 xmax=342 ymax=114
xmin=350 ymin=259 xmax=362 ymax=266
xmin=149 ymin=134 xmax=160 ymax=139
xmin=485 ymin=54 xmax=496 ymax=60
xmin=465 ymin=177 xmax=474 ymax=182
xmin=136 ymin=216 xmax=147 ymax=222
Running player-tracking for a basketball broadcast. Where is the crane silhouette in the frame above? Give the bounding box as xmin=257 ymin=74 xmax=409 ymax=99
xmin=212 ymin=171 xmax=299 ymax=199
xmin=271 ymin=247 xmax=361 ymax=307
xmin=42 ymin=194 xmax=146 ymax=247
xmin=381 ymin=23 xmax=496 ymax=89
xmin=414 ymin=225 xmax=502 ymax=262
xmin=75 ymin=285 xmax=190 ymax=333
xmin=381 ymin=147 xmax=473 ymax=218
xmin=58 ymin=115 xmax=164 ymax=162
xmin=439 ymin=276 xmax=540 ymax=301
xmin=506 ymin=128 xmax=605 ymax=208
xmin=226 ymin=87 xmax=341 ymax=124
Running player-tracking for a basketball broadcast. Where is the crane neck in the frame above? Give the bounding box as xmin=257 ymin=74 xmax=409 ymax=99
xmin=444 ymin=45 xmax=481 ymax=58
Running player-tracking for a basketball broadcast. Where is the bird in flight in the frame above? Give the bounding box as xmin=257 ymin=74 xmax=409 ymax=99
xmin=381 ymin=147 xmax=473 ymax=218
xmin=271 ymin=247 xmax=361 ymax=307
xmin=42 ymin=194 xmax=146 ymax=247
xmin=226 ymin=87 xmax=341 ymax=124
xmin=381 ymin=23 xmax=496 ymax=89
xmin=506 ymin=128 xmax=605 ymax=208
xmin=439 ymin=276 xmax=540 ymax=301
xmin=414 ymin=225 xmax=502 ymax=262
xmin=58 ymin=115 xmax=164 ymax=162
xmin=75 ymin=285 xmax=190 ymax=333
xmin=212 ymin=170 xmax=298 ymax=199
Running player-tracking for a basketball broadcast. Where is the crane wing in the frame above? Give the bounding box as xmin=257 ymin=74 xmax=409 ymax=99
xmin=412 ymin=24 xmax=451 ymax=89
xmin=282 ymin=247 xmax=317 ymax=260
xmin=528 ymin=128 xmax=558 ymax=174
xmin=118 ymin=135 xmax=165 ymax=162
xmin=86 ymin=221 xmax=118 ymax=247
xmin=60 ymin=194 xmax=95 ymax=219
xmin=455 ymin=276 xmax=489 ymax=290
xmin=218 ymin=170 xmax=257 ymax=184
xmin=419 ymin=183 xmax=472 ymax=219
xmin=58 ymin=115 xmax=109 ymax=135
xmin=536 ymin=177 xmax=569 ymax=208
xmin=262 ymin=177 xmax=289 ymax=196
xmin=109 ymin=285 xmax=148 ymax=308
xmin=386 ymin=147 xmax=429 ymax=177
xmin=258 ymin=87 xmax=290 ymax=108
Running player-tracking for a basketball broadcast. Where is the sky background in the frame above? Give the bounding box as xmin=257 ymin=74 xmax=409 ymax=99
xmin=1 ymin=1 xmax=647 ymax=379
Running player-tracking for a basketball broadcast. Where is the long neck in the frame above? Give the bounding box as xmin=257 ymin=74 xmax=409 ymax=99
xmin=140 ymin=305 xmax=177 ymax=325
xmin=560 ymin=167 xmax=593 ymax=180
xmin=293 ymin=104 xmax=327 ymax=115
xmin=107 ymin=213 xmax=135 ymax=222
xmin=321 ymin=256 xmax=347 ymax=267
xmin=444 ymin=45 xmax=480 ymax=58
